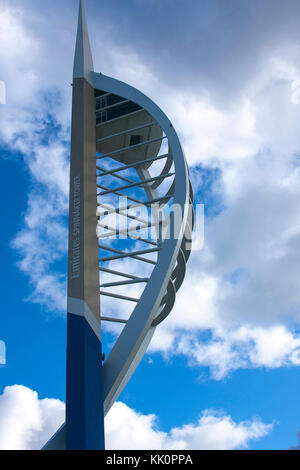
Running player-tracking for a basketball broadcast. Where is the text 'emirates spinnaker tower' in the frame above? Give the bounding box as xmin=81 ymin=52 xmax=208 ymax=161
xmin=43 ymin=0 xmax=194 ymax=450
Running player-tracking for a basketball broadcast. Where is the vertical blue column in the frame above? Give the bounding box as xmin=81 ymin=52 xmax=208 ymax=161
xmin=66 ymin=312 xmax=105 ymax=450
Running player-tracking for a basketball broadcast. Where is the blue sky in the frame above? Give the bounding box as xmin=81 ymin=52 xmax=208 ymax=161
xmin=1 ymin=0 xmax=300 ymax=450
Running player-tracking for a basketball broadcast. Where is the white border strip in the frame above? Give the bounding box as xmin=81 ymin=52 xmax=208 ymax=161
xmin=67 ymin=297 xmax=101 ymax=342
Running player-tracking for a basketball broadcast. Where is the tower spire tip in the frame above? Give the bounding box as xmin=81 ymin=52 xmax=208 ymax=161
xmin=73 ymin=0 xmax=94 ymax=83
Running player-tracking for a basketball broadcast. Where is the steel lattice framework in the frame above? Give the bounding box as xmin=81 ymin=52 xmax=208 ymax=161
xmin=43 ymin=0 xmax=194 ymax=450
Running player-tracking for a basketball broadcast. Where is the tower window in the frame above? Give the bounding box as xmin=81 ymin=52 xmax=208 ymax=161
xmin=96 ymin=96 xmax=108 ymax=110
xmin=130 ymin=135 xmax=141 ymax=146
xmin=96 ymin=111 xmax=108 ymax=125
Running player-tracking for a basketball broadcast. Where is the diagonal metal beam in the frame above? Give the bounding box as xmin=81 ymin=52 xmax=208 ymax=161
xmin=96 ymin=122 xmax=155 ymax=143
xmin=96 ymin=136 xmax=167 ymax=160
xmin=100 ymin=316 xmax=128 ymax=324
xmin=97 ymin=172 xmax=175 ymax=196
xmin=97 ymin=153 xmax=169 ymax=175
xmin=100 ymin=278 xmax=149 ymax=288
xmin=100 ymin=291 xmax=139 ymax=302
xmin=99 ymin=266 xmax=142 ymax=280
xmin=99 ymin=247 xmax=158 ymax=263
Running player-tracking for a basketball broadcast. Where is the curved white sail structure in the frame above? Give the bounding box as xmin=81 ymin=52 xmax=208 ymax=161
xmin=43 ymin=0 xmax=193 ymax=450
xmin=93 ymin=71 xmax=194 ymax=414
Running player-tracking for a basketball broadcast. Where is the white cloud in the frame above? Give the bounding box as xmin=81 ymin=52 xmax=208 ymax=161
xmin=12 ymin=191 xmax=68 ymax=313
xmin=148 ymin=268 xmax=300 ymax=378
xmin=245 ymin=326 xmax=300 ymax=368
xmin=0 ymin=5 xmax=72 ymax=313
xmin=0 ymin=385 xmax=64 ymax=450
xmin=28 ymin=141 xmax=70 ymax=198
xmin=162 ymin=412 xmax=271 ymax=451
xmin=173 ymin=325 xmax=300 ymax=380
xmin=0 ymin=385 xmax=272 ymax=450
xmin=142 ymin=86 xmax=300 ymax=375
xmin=106 ymin=402 xmax=273 ymax=450
xmin=0 ymin=6 xmax=40 ymax=104
xmin=167 ymin=95 xmax=260 ymax=167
